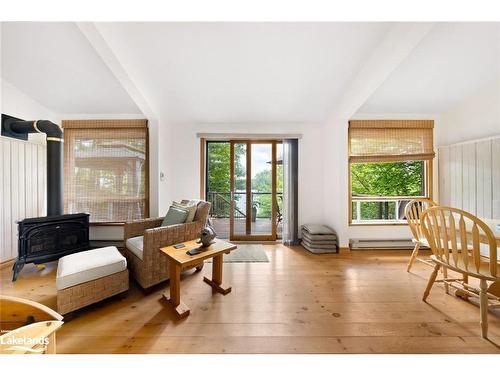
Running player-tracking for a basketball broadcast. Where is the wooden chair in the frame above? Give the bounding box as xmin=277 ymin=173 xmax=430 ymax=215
xmin=420 ymin=206 xmax=500 ymax=339
xmin=0 ymin=295 xmax=64 ymax=353
xmin=405 ymin=198 xmax=437 ymax=272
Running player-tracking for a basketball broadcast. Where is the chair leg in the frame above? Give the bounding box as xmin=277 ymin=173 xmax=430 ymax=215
xmin=462 ymin=274 xmax=470 ymax=301
xmin=406 ymin=242 xmax=420 ymax=272
xmin=443 ymin=266 xmax=449 ymax=294
xmin=479 ymin=279 xmax=489 ymax=339
xmin=423 ymin=263 xmax=440 ymax=302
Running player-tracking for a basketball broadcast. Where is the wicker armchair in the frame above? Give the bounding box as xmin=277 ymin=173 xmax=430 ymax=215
xmin=124 ymin=200 xmax=210 ymax=289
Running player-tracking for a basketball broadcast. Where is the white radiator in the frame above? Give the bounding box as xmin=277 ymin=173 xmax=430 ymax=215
xmin=350 ymin=238 xmax=414 ymax=249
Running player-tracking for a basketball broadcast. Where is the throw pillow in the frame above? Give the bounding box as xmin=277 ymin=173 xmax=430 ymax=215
xmin=161 ymin=206 xmax=189 ymax=227
xmin=172 ymin=201 xmax=197 ymax=222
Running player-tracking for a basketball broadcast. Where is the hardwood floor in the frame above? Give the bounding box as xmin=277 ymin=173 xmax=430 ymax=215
xmin=1 ymin=245 xmax=499 ymax=354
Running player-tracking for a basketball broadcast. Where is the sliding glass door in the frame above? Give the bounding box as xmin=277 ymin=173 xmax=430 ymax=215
xmin=230 ymin=140 xmax=279 ymax=241
xmin=205 ymin=140 xmax=282 ymax=241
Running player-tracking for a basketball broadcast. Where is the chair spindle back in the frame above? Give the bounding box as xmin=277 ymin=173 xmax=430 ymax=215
xmin=420 ymin=206 xmax=497 ymax=278
xmin=405 ymin=199 xmax=437 ymax=241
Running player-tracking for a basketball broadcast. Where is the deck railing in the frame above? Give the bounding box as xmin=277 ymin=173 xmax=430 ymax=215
xmin=207 ymin=191 xmax=283 ymax=219
xmin=351 ymin=196 xmax=417 ymax=223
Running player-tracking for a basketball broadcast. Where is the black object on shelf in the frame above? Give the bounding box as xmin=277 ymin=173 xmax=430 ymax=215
xmin=187 ymin=247 xmax=204 ymax=256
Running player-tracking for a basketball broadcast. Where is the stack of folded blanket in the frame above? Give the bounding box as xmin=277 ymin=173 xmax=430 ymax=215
xmin=301 ymin=224 xmax=337 ymax=254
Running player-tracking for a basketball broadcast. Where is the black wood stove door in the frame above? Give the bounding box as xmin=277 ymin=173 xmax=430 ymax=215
xmin=13 ymin=213 xmax=90 ymax=281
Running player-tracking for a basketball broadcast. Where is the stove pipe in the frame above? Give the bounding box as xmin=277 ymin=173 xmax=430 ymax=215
xmin=8 ymin=119 xmax=63 ymax=216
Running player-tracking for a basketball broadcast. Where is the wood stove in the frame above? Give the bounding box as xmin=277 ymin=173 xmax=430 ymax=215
xmin=13 ymin=213 xmax=90 ymax=281
xmin=2 ymin=114 xmax=91 ymax=281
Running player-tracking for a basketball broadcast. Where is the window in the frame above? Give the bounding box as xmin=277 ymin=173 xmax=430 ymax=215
xmin=63 ymin=119 xmax=149 ymax=223
xmin=349 ymin=120 xmax=434 ymax=224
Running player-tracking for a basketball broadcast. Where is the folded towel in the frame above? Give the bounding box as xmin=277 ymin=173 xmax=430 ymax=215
xmin=302 ymin=232 xmax=337 ymax=241
xmin=301 ymin=224 xmax=335 ymax=235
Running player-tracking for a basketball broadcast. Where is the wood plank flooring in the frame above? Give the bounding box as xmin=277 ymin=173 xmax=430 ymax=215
xmin=1 ymin=245 xmax=499 ymax=353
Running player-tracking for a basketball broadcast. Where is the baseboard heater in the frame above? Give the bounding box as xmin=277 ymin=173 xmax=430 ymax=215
xmin=350 ymin=238 xmax=414 ymax=249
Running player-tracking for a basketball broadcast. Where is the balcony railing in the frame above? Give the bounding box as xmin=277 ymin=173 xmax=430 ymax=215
xmin=207 ymin=191 xmax=283 ymax=219
xmin=351 ymin=196 xmax=422 ymax=224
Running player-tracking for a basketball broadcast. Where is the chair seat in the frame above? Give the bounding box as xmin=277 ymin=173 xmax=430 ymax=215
xmin=430 ymin=254 xmax=499 ymax=281
xmin=56 ymin=247 xmax=127 ymax=290
xmin=126 ymin=236 xmax=144 ymax=260
xmin=416 ymin=237 xmax=473 ymax=251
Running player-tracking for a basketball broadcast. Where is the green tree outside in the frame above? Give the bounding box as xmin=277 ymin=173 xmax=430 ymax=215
xmin=206 ymin=142 xmax=246 ymax=216
xmin=351 ymin=161 xmax=424 ymax=220
xmin=251 ymin=166 xmax=283 ymax=218
xmin=206 ymin=142 xmax=283 ymax=218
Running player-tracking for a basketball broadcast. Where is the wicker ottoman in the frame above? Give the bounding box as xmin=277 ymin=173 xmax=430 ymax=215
xmin=56 ymin=246 xmax=129 ymax=315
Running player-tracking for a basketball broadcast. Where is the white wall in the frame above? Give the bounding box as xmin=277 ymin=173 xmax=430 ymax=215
xmin=169 ymin=122 xmax=325 ymax=229
xmin=1 ymin=79 xmax=60 ymax=144
xmin=437 ymin=81 xmax=500 ymax=215
xmin=438 ymin=82 xmax=500 ymax=146
xmin=437 ymin=82 xmax=500 ymax=220
xmin=156 ymin=116 xmax=173 ymax=217
xmin=438 ymin=136 xmax=500 ymax=219
xmin=322 ymin=117 xmax=349 ymax=247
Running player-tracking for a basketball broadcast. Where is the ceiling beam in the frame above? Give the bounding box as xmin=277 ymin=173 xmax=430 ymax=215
xmin=332 ymin=22 xmax=435 ymax=120
xmin=76 ymin=22 xmax=158 ymax=120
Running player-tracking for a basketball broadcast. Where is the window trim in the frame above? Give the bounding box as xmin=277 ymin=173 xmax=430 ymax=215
xmin=62 ymin=119 xmax=149 ymax=224
xmin=348 ymin=159 xmax=433 ymax=226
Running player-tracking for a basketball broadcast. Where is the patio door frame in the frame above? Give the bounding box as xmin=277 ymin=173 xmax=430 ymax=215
xmin=229 ymin=140 xmax=278 ymax=241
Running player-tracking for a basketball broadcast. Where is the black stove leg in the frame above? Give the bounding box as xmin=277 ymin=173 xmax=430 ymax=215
xmin=12 ymin=260 xmax=25 ymax=282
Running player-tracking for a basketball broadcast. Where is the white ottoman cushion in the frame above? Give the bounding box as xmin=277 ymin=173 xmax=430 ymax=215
xmin=125 ymin=236 xmax=144 ymax=260
xmin=56 ymin=246 xmax=127 ymax=290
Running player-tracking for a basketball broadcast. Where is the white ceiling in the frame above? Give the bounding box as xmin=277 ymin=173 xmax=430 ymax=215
xmin=357 ymin=23 xmax=500 ymax=114
xmin=95 ymin=22 xmax=391 ymax=123
xmin=1 ymin=22 xmax=499 ymax=121
xmin=1 ymin=22 xmax=141 ymax=114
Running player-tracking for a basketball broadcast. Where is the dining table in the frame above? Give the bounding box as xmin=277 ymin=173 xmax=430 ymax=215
xmin=480 ymin=218 xmax=500 ymax=248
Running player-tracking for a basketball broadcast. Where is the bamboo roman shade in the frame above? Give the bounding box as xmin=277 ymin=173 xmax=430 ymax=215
xmin=63 ymin=119 xmax=149 ymax=223
xmin=349 ymin=120 xmax=435 ymax=163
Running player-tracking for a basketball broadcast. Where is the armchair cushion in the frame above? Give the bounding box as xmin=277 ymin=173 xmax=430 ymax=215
xmin=56 ymin=246 xmax=126 ymax=290
xmin=161 ymin=206 xmax=189 ymax=226
xmin=126 ymin=235 xmax=144 ymax=260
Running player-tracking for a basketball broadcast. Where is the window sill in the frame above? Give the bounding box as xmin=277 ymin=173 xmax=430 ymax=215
xmin=89 ymin=222 xmax=125 ymax=227
xmin=349 ymin=221 xmax=408 ymax=226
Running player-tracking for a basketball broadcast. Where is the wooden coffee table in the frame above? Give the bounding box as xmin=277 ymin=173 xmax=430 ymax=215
xmin=160 ymin=239 xmax=237 ymax=318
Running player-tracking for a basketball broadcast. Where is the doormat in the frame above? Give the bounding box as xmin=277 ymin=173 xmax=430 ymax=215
xmin=206 ymin=244 xmax=269 ymax=263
